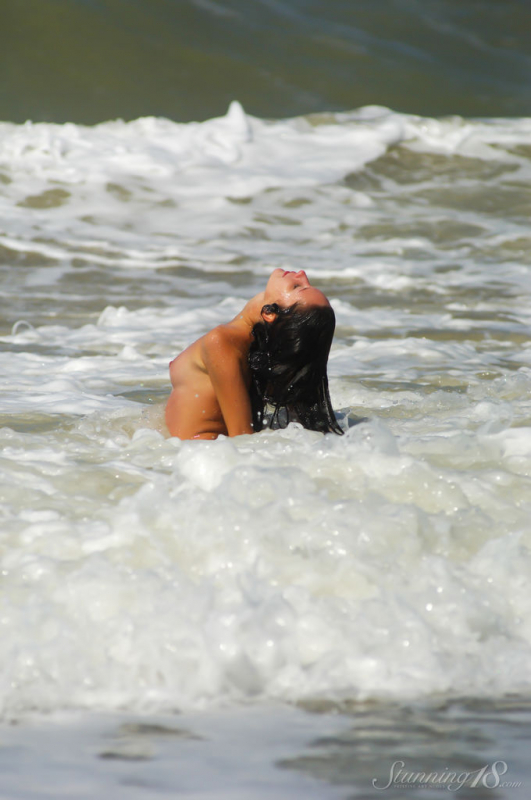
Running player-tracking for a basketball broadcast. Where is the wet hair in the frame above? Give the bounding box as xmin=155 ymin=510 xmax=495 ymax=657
xmin=248 ymin=302 xmax=343 ymax=435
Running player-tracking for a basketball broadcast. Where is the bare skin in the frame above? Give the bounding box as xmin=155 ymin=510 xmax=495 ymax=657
xmin=165 ymin=269 xmax=330 ymax=440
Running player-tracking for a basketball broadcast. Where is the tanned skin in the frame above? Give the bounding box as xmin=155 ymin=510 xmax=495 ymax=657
xmin=165 ymin=269 xmax=330 ymax=440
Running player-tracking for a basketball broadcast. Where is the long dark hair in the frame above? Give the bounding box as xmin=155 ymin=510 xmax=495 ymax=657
xmin=248 ymin=302 xmax=343 ymax=435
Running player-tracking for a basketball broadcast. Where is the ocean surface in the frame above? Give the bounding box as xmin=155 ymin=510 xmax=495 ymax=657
xmin=2 ymin=1 xmax=531 ymax=798
xmin=2 ymin=0 xmax=531 ymax=123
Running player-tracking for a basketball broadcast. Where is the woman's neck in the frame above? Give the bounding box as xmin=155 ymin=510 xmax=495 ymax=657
xmin=228 ymin=291 xmax=265 ymax=338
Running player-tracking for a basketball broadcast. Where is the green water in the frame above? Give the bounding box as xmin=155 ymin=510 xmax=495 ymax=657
xmin=2 ymin=0 xmax=531 ymax=124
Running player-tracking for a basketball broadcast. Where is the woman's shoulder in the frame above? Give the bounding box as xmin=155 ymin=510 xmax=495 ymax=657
xmin=201 ymin=324 xmax=250 ymax=374
xmin=202 ymin=323 xmax=246 ymax=352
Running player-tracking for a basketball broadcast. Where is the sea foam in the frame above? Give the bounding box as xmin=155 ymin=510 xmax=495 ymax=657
xmin=2 ymin=105 xmax=531 ymax=719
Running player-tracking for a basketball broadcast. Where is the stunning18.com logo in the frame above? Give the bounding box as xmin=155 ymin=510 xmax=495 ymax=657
xmin=372 ymin=760 xmax=521 ymax=792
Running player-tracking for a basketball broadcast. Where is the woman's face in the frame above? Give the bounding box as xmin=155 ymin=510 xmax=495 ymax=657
xmin=264 ymin=268 xmax=330 ymax=309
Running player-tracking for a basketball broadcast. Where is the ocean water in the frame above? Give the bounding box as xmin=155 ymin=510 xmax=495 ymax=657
xmin=2 ymin=2 xmax=531 ymax=797
xmin=2 ymin=0 xmax=531 ymax=123
xmin=1 ymin=101 xmax=531 ymax=798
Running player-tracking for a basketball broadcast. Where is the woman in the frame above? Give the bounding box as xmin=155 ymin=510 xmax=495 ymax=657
xmin=165 ymin=268 xmax=342 ymax=439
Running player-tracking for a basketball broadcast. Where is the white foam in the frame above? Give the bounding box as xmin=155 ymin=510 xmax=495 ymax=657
xmin=2 ymin=105 xmax=531 ymax=720
xmin=1 ymin=103 xmax=530 ymax=283
xmin=0 ymin=102 xmax=401 ymax=199
xmin=1 ymin=394 xmax=531 ymax=718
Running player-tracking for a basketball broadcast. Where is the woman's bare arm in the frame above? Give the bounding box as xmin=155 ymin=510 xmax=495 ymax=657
xmin=200 ymin=328 xmax=254 ymax=437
